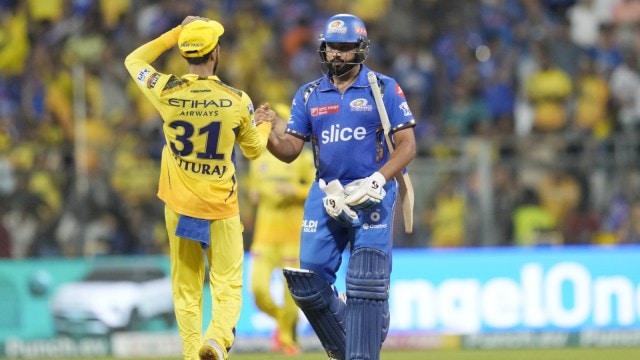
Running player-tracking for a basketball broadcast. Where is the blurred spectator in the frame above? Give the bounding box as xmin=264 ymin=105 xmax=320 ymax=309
xmin=587 ymin=22 xmax=623 ymax=77
xmin=610 ymin=0 xmax=640 ymax=51
xmin=567 ymin=0 xmax=604 ymax=49
xmin=0 ymin=1 xmax=29 ymax=119
xmin=423 ymin=175 xmax=467 ymax=247
xmin=525 ymin=41 xmax=573 ymax=132
xmin=598 ymin=193 xmax=629 ymax=244
xmin=0 ymin=152 xmax=15 ymax=197
xmin=537 ymin=166 xmax=581 ymax=227
xmin=573 ymin=57 xmax=610 ymax=135
xmin=609 ymin=50 xmax=640 ymax=132
xmin=562 ymin=169 xmax=602 ymax=245
xmin=281 ymin=16 xmax=313 ymax=68
xmin=562 ymin=188 xmax=601 ymax=245
xmin=99 ymin=0 xmax=131 ymax=32
xmin=512 ymin=187 xmax=561 ymax=246
xmin=3 ymin=191 xmax=46 ymax=258
xmin=493 ymin=166 xmax=520 ymax=246
xmin=442 ymin=80 xmax=492 ymax=137
xmin=0 ymin=207 xmax=10 ymax=257
xmin=548 ymin=17 xmax=586 ymax=81
xmin=481 ymin=63 xmax=516 ymax=135
xmin=617 ymin=199 xmax=640 ymax=244
xmin=391 ymin=37 xmax=436 ymax=125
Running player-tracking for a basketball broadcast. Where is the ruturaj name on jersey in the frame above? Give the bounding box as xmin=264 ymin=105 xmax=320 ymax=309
xmin=171 ymin=152 xmax=228 ymax=177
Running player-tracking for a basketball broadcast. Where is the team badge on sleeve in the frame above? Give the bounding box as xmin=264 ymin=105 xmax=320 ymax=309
xmin=399 ymin=102 xmax=412 ymax=116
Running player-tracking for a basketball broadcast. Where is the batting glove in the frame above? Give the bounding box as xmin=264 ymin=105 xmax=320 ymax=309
xmin=319 ymin=179 xmax=361 ymax=227
xmin=344 ymin=172 xmax=386 ymax=210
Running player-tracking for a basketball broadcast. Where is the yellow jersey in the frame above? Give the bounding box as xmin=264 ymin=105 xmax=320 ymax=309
xmin=124 ymin=26 xmax=270 ymax=219
xmin=249 ymin=149 xmax=315 ymax=245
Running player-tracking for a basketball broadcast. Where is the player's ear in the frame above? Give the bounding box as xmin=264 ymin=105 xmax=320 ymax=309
xmin=210 ymin=45 xmax=219 ymax=61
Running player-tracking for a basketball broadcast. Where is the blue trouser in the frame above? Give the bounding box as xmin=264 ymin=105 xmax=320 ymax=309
xmin=291 ymin=181 xmax=396 ymax=359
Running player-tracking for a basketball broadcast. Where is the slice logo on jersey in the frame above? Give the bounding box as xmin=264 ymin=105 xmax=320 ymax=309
xmin=349 ymin=98 xmax=373 ymax=112
xmin=327 ymin=20 xmax=347 ymax=34
xmin=399 ymin=101 xmax=413 ymax=117
xmin=147 ymin=73 xmax=161 ymax=89
xmin=302 ymin=219 xmax=318 ymax=233
xmin=321 ymin=124 xmax=366 ymax=144
xmin=310 ymin=104 xmax=340 ymax=117
xmin=395 ymin=83 xmax=406 ymax=98
xmin=137 ymin=68 xmax=151 ymax=84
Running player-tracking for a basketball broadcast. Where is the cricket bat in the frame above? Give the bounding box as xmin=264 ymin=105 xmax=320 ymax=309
xmin=367 ymin=71 xmax=415 ymax=233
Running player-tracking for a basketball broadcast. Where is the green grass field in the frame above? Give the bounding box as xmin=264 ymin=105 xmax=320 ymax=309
xmin=227 ymin=347 xmax=640 ymax=359
xmin=21 ymin=347 xmax=639 ymax=360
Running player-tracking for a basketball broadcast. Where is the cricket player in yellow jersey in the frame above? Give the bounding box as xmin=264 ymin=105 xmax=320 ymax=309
xmin=124 ymin=16 xmax=274 ymax=360
xmin=247 ymin=104 xmax=315 ymax=355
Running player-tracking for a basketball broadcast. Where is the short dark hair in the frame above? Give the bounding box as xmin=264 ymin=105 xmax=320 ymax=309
xmin=184 ymin=45 xmax=218 ymax=65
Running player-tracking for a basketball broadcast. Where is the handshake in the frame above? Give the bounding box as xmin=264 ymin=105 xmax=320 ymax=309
xmin=319 ymin=172 xmax=386 ymax=227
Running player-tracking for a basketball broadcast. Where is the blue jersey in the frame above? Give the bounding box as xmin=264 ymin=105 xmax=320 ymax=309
xmin=286 ymin=65 xmax=415 ymax=183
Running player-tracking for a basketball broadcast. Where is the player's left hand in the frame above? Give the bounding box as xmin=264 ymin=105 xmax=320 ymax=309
xmin=344 ymin=172 xmax=386 ymax=210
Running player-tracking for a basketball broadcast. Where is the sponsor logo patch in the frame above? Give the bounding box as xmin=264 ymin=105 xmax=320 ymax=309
xmin=395 ymin=83 xmax=405 ymax=98
xmin=310 ymin=104 xmax=340 ymax=116
xmin=363 ymin=223 xmax=388 ymax=230
xmin=302 ymin=219 xmax=318 ymax=233
xmin=137 ymin=68 xmax=151 ymax=84
xmin=146 ymin=73 xmax=160 ymax=89
xmin=362 ymin=211 xmax=387 ymax=230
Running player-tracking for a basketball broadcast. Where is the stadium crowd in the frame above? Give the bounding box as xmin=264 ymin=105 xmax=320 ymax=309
xmin=1 ymin=0 xmax=640 ymax=258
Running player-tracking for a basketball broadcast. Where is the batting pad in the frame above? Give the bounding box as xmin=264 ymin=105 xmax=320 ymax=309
xmin=345 ymin=248 xmax=390 ymax=360
xmin=283 ymin=267 xmax=346 ymax=360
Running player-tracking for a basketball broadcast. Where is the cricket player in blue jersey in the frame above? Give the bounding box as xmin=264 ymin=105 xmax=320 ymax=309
xmin=262 ymin=13 xmax=416 ymax=360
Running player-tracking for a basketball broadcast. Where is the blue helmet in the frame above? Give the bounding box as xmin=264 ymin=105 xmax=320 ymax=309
xmin=319 ymin=13 xmax=369 ymax=44
xmin=318 ymin=14 xmax=370 ymax=73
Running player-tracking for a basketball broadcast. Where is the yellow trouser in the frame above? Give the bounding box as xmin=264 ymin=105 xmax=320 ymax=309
xmin=249 ymin=242 xmax=299 ymax=348
xmin=165 ymin=206 xmax=244 ymax=360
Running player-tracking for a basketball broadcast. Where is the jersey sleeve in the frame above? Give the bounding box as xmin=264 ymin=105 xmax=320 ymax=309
xmin=123 ymin=26 xmax=182 ymax=112
xmin=285 ymin=86 xmax=312 ymax=141
xmin=236 ymin=92 xmax=269 ymax=160
xmin=381 ymin=76 xmax=416 ymax=134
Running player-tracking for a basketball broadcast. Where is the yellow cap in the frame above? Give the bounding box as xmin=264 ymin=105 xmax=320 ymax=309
xmin=178 ymin=20 xmax=225 ymax=58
